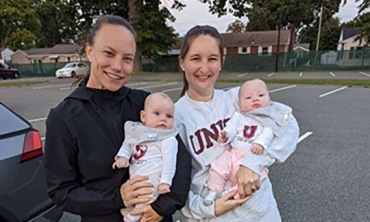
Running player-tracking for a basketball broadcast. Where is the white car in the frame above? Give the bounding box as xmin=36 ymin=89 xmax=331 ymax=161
xmin=55 ymin=62 xmax=89 ymax=78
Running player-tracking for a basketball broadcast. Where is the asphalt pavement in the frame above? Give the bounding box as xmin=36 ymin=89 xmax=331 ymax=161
xmin=1 ymin=71 xmax=369 ymax=222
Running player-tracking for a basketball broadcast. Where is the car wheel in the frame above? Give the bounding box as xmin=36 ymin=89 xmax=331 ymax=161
xmin=13 ymin=72 xmax=20 ymax=79
xmin=71 ymin=71 xmax=76 ymax=78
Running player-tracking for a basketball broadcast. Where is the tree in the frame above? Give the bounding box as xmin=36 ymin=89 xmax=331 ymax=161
xmin=199 ymin=0 xmax=342 ymax=36
xmin=352 ymin=12 xmax=370 ymax=46
xmin=298 ymin=17 xmax=341 ymax=51
xmin=226 ymin=19 xmax=246 ymax=33
xmin=31 ymin=0 xmax=63 ymax=47
xmin=0 ymin=0 xmax=41 ymax=49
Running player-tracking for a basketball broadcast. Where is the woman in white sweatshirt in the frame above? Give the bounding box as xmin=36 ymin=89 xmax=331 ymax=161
xmin=174 ymin=25 xmax=300 ymax=222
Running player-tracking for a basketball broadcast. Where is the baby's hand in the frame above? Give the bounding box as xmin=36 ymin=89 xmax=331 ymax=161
xmin=112 ymin=157 xmax=129 ymax=169
xmin=158 ymin=183 xmax=171 ymax=194
xmin=217 ymin=130 xmax=229 ymax=143
xmin=250 ymin=143 xmax=264 ymax=155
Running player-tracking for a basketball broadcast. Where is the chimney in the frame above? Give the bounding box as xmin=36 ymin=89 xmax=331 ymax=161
xmin=289 ymin=25 xmax=295 ymax=52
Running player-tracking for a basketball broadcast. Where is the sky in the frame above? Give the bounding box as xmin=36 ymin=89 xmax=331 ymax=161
xmin=163 ymin=0 xmax=362 ymax=36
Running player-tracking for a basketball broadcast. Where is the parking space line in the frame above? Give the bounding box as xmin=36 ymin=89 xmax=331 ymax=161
xmin=269 ymin=85 xmax=296 ymax=93
xmin=33 ymin=84 xmax=71 ymax=90
xmin=298 ymin=132 xmax=312 ymax=144
xmin=138 ymin=82 xmax=178 ymax=90
xmin=268 ymin=73 xmax=275 ymax=77
xmin=29 ymin=117 xmax=47 ymax=123
xmin=127 ymin=82 xmax=148 ymax=86
xmin=41 ymin=137 xmax=45 ymax=141
xmin=329 ymin=72 xmax=336 ymax=77
xmin=319 ymin=86 xmax=347 ymax=98
xmin=360 ymin=72 xmax=370 ymax=77
xmin=237 ymin=73 xmax=248 ymax=77
xmin=162 ymin=87 xmax=182 ymax=93
xmin=299 ymin=72 xmax=303 ymax=77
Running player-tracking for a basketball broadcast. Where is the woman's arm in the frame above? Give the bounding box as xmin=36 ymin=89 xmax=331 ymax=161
xmin=44 ymin=110 xmax=125 ymax=216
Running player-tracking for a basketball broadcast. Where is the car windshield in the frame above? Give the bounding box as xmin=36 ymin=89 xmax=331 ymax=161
xmin=0 ymin=103 xmax=29 ymax=136
xmin=64 ymin=63 xmax=76 ymax=68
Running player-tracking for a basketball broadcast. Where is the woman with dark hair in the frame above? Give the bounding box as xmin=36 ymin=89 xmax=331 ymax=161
xmin=44 ymin=15 xmax=191 ymax=222
xmin=175 ymin=25 xmax=299 ymax=221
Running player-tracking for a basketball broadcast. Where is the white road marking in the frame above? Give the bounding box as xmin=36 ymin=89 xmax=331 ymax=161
xmin=319 ymin=86 xmax=347 ymax=98
xmin=33 ymin=84 xmax=71 ymax=90
xmin=162 ymin=87 xmax=182 ymax=93
xmin=360 ymin=72 xmax=370 ymax=77
xmin=268 ymin=72 xmax=275 ymax=77
xmin=29 ymin=117 xmax=47 ymax=123
xmin=59 ymin=87 xmax=75 ymax=90
xmin=41 ymin=137 xmax=45 ymax=141
xmin=298 ymin=132 xmax=313 ymax=144
xmin=329 ymin=72 xmax=336 ymax=77
xmin=269 ymin=85 xmax=297 ymax=93
xmin=127 ymin=82 xmax=148 ymax=87
xmin=299 ymin=72 xmax=303 ymax=77
xmin=138 ymin=82 xmax=178 ymax=89
xmin=237 ymin=73 xmax=248 ymax=77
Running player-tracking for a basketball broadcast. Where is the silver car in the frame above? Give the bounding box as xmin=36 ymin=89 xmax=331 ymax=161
xmin=0 ymin=103 xmax=62 ymax=221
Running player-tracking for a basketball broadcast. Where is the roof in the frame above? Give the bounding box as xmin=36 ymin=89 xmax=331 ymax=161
xmin=342 ymin=28 xmax=358 ymax=40
xmin=221 ymin=30 xmax=290 ymax=47
xmin=171 ymin=30 xmax=290 ymax=50
xmin=293 ymin=43 xmax=310 ymax=51
xmin=22 ymin=44 xmax=82 ymax=55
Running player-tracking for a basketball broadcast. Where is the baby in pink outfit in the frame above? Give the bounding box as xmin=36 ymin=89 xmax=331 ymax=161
xmin=204 ymin=79 xmax=272 ymax=205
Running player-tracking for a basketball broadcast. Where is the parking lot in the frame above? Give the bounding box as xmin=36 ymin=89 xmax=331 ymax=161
xmin=1 ymin=71 xmax=370 ymax=222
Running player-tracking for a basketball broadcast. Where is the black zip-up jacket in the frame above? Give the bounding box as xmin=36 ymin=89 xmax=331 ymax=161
xmin=44 ymin=83 xmax=191 ymax=221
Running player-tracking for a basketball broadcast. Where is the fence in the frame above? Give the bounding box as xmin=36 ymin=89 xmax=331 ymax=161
xmin=7 ymin=49 xmax=370 ymax=77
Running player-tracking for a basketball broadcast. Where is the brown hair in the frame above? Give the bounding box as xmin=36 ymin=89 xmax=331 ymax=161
xmin=73 ymin=15 xmax=136 ymax=86
xmin=179 ymin=25 xmax=224 ymax=96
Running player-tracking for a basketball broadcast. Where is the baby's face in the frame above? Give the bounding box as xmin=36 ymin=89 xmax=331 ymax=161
xmin=239 ymin=80 xmax=270 ymax=112
xmin=141 ymin=95 xmax=174 ymax=130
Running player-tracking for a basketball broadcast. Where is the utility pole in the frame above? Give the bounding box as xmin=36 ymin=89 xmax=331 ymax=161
xmin=315 ymin=5 xmax=324 ymax=64
xmin=275 ymin=10 xmax=282 ymax=72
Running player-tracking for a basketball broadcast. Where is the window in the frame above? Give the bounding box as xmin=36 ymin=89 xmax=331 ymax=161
xmin=355 ymin=46 xmax=363 ymax=59
xmin=262 ymin=47 xmax=268 ymax=55
xmin=242 ymin=47 xmax=247 ymax=53
xmin=349 ymin=47 xmax=354 ymax=59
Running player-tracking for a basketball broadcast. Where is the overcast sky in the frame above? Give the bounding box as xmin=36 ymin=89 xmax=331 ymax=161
xmin=164 ymin=0 xmax=362 ymax=36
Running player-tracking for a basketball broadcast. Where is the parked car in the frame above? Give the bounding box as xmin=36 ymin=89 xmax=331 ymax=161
xmin=0 ymin=103 xmax=62 ymax=222
xmin=0 ymin=63 xmax=20 ymax=79
xmin=55 ymin=62 xmax=89 ymax=78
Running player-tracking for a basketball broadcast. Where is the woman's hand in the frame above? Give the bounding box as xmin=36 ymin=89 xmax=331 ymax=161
xmin=130 ymin=205 xmax=163 ymax=222
xmin=233 ymin=166 xmax=260 ymax=198
xmin=214 ymin=188 xmax=252 ymax=216
xmin=120 ymin=176 xmax=154 ymax=208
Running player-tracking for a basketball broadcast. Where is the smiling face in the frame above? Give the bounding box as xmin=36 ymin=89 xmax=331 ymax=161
xmin=85 ymin=24 xmax=136 ymax=91
xmin=239 ymin=79 xmax=270 ymax=112
xmin=179 ymin=34 xmax=224 ymax=101
xmin=140 ymin=93 xmax=175 ymax=130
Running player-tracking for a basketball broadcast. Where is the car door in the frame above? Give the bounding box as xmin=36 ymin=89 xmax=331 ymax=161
xmin=77 ymin=63 xmax=88 ymax=76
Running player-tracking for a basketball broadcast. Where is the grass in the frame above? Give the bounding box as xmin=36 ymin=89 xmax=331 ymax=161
xmin=0 ymin=80 xmax=47 ymax=87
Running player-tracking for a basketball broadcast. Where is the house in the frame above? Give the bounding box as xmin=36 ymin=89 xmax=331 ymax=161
xmin=1 ymin=47 xmax=15 ymax=62
xmin=337 ymin=27 xmax=369 ymax=66
xmin=170 ymin=28 xmax=294 ymax=56
xmin=11 ymin=44 xmax=87 ymax=64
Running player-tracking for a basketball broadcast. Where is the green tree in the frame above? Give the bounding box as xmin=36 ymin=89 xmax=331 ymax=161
xmin=31 ymin=0 xmax=63 ymax=47
xmin=226 ymin=19 xmax=246 ymax=33
xmin=0 ymin=0 xmax=41 ymax=50
xmin=298 ymin=17 xmax=341 ymax=51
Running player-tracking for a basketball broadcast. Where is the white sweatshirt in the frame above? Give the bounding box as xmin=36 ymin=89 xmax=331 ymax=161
xmin=116 ymin=121 xmax=178 ymax=186
xmin=175 ymin=88 xmax=299 ymax=222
